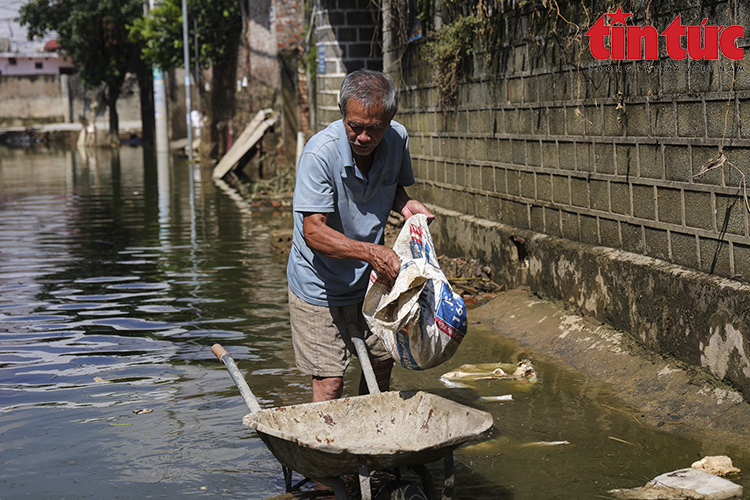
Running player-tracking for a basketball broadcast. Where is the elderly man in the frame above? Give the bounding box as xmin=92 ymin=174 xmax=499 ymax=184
xmin=287 ymin=69 xmax=434 ymax=402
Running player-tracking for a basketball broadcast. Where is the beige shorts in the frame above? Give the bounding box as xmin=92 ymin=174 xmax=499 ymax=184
xmin=288 ymin=287 xmax=391 ymax=378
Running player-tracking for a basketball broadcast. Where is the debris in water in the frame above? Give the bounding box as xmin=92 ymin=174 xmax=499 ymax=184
xmin=520 ymin=440 xmax=570 ymax=447
xmin=478 ymin=395 xmax=513 ymax=402
xmin=441 ymin=360 xmax=537 ymax=383
xmin=691 ymin=456 xmax=741 ymax=477
xmin=608 ymin=468 xmax=743 ymax=500
xmin=132 ymin=409 xmax=153 ymax=415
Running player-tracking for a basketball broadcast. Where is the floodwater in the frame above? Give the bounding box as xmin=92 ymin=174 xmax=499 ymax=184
xmin=0 ymin=145 xmax=748 ymax=500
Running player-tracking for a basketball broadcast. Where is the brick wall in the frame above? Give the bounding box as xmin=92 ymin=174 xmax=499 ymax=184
xmin=396 ymin=1 xmax=750 ymax=285
xmin=313 ymin=0 xmax=382 ymax=128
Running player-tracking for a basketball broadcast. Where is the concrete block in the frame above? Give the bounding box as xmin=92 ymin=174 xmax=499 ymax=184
xmin=542 ymin=141 xmax=558 ymax=169
xmin=549 ymin=107 xmax=565 ymax=136
xmin=734 ymin=243 xmax=750 ymax=281
xmin=530 ymin=205 xmax=545 ymax=233
xmin=671 ymin=231 xmax=699 ymax=270
xmin=532 ymin=108 xmax=547 ymax=136
xmin=688 ymin=61 xmax=716 ymax=94
xmin=526 ymin=141 xmax=541 ymax=167
xmin=649 ymin=102 xmax=674 ymax=137
xmin=545 ymin=207 xmax=562 ymax=237
xmin=485 ymin=138 xmax=498 ymax=164
xmin=507 ymin=169 xmax=520 ymax=196
xmin=478 ymin=109 xmax=492 ymax=134
xmin=590 ymin=179 xmax=609 ymax=212
xmin=498 ymin=139 xmax=512 ymax=163
xmin=472 ymin=137 xmax=484 ymax=162
xmin=603 ymin=104 xmax=625 ymax=137
xmin=692 ymin=146 xmax=724 ymax=186
xmin=639 ymin=143 xmax=663 ymax=180
xmin=616 ymin=144 xmax=637 ymax=176
xmin=706 ymin=100 xmax=738 ymax=140
xmin=567 ymin=106 xmax=585 ymax=136
xmin=495 ymin=167 xmax=507 ymax=194
xmin=518 ymin=109 xmax=532 ymax=135
xmin=537 ymin=73 xmax=554 ymax=102
xmin=580 ymin=214 xmax=599 ymax=245
xmin=610 ymin=182 xmax=631 ymax=216
xmin=632 ymin=184 xmax=656 ymax=221
xmin=553 ymin=175 xmax=571 ymax=205
xmin=509 ymin=200 xmax=530 ymax=229
xmin=599 ymin=218 xmax=620 ymax=248
xmin=585 ymin=105 xmax=603 ymax=137
xmin=677 ymin=101 xmax=705 ymax=138
xmin=576 ymin=142 xmax=594 ymax=173
xmin=504 ymin=108 xmax=519 ymax=134
xmin=715 ymin=194 xmax=746 ymax=236
xmin=595 ymin=142 xmax=615 ymax=174
xmin=657 ymin=187 xmax=682 ymax=225
xmin=508 ymin=78 xmax=523 ymax=104
xmin=553 ymin=72 xmax=570 ymax=101
xmin=520 ymin=171 xmax=535 ymax=199
xmin=558 ymin=142 xmax=576 ymax=170
xmin=664 ymin=145 xmax=691 ymax=182
xmin=661 ymin=63 xmax=689 ymax=95
xmin=700 ymin=237 xmax=731 ymax=277
xmin=571 ymin=177 xmax=589 ymax=208
xmin=635 ymin=64 xmax=660 ymax=97
xmin=482 ymin=165 xmax=495 ymax=192
xmin=624 ymin=102 xmax=647 ymax=137
xmin=621 ymin=222 xmax=644 ymax=254
xmin=455 ymin=161 xmax=465 ymax=186
xmin=561 ymin=210 xmax=580 ymax=241
xmin=537 ymin=173 xmax=552 ymax=202
xmin=458 ymin=110 xmax=468 ymax=134
xmin=524 ymin=77 xmax=538 ymax=103
xmin=469 ymin=164 xmax=483 ymax=190
xmin=512 ymin=140 xmax=526 ymax=165
xmin=684 ymin=190 xmax=714 ymax=231
xmin=644 ymin=226 xmax=670 ymax=261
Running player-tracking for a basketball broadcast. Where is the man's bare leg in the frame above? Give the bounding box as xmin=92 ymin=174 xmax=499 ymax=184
xmin=312 ymin=375 xmax=343 ymax=402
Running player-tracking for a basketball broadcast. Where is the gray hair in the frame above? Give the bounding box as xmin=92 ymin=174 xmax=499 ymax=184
xmin=339 ymin=69 xmax=397 ymax=119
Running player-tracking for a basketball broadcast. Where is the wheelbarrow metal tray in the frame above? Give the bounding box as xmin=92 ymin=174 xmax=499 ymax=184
xmin=243 ymin=390 xmax=493 ymax=479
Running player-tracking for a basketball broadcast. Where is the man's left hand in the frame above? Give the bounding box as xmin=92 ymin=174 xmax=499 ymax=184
xmin=401 ymin=199 xmax=435 ymax=223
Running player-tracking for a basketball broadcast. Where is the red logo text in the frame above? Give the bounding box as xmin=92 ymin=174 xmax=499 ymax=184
xmin=585 ymin=8 xmax=745 ymax=61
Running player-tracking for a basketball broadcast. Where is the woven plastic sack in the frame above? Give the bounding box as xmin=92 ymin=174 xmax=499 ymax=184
xmin=363 ymin=214 xmax=467 ymax=370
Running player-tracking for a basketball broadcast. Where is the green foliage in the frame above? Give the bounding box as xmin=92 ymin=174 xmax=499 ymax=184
xmin=19 ymin=0 xmax=143 ymax=92
xmin=128 ymin=0 xmax=241 ymax=70
xmin=425 ymin=15 xmax=483 ymax=106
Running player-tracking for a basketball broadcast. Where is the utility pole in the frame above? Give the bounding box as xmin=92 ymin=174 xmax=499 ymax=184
xmin=148 ymin=0 xmax=169 ymax=154
xmin=182 ymin=0 xmax=193 ymax=162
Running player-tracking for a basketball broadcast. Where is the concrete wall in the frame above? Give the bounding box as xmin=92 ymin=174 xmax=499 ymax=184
xmin=0 ymin=72 xmax=142 ymax=129
xmin=313 ymin=0 xmax=382 ymax=129
xmin=376 ymin=2 xmax=750 ymax=399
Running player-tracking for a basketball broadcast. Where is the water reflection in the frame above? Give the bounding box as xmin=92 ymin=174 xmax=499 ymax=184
xmin=0 ymin=145 xmax=748 ymax=500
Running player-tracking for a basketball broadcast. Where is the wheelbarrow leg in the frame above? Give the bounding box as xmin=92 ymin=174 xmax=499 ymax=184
xmin=358 ymin=463 xmax=372 ymax=500
xmin=442 ymin=449 xmax=455 ymax=500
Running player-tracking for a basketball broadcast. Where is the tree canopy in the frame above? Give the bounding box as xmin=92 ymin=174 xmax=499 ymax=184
xmin=128 ymin=0 xmax=241 ymax=71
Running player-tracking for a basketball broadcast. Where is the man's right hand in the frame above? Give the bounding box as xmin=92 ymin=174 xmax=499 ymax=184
xmin=366 ymin=244 xmax=401 ymax=282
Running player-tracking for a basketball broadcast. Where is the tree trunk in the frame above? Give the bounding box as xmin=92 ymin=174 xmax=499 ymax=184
xmin=107 ymin=82 xmax=120 ymax=145
xmin=137 ymin=67 xmax=155 ymax=146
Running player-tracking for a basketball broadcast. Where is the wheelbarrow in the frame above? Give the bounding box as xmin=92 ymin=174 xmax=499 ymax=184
xmin=212 ymin=333 xmax=493 ymax=500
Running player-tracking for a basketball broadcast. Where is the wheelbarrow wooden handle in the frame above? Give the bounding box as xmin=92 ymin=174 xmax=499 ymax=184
xmin=212 ymin=343 xmax=262 ymax=414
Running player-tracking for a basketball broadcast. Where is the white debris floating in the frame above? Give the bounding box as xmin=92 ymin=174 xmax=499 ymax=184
xmin=609 ymin=468 xmax=743 ymax=500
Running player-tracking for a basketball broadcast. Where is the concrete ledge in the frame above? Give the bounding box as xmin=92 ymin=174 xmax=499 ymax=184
xmin=470 ymin=288 xmax=750 ymax=448
xmin=428 ymin=206 xmax=750 ymax=402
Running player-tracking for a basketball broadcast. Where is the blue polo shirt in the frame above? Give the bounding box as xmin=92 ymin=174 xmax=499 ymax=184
xmin=287 ymin=119 xmax=415 ymax=306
